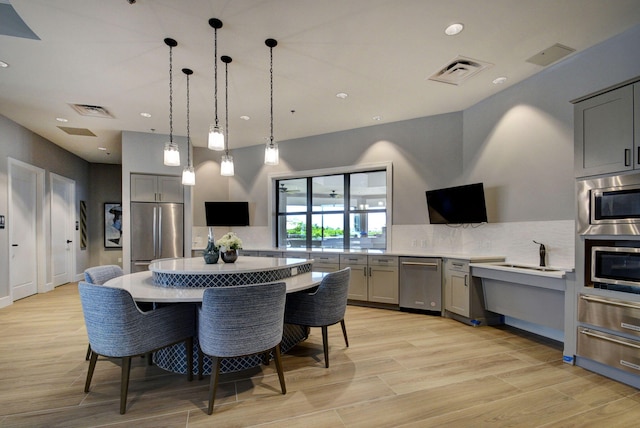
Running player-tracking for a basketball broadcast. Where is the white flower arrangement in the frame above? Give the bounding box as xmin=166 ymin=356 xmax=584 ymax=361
xmin=216 ymin=232 xmax=243 ymax=250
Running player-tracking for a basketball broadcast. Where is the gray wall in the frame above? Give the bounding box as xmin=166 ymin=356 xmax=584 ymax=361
xmin=88 ymin=163 xmax=122 ymax=267
xmin=0 ymin=114 xmax=90 ymax=300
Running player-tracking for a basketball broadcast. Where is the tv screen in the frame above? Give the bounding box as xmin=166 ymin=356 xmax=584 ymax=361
xmin=426 ymin=183 xmax=488 ymax=224
xmin=205 ymin=201 xmax=250 ymax=226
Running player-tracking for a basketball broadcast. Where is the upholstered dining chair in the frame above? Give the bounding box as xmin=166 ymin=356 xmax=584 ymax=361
xmin=284 ymin=267 xmax=351 ymax=368
xmin=197 ymin=282 xmax=287 ymax=415
xmin=83 ymin=265 xmax=125 ymax=360
xmin=78 ymin=281 xmax=196 ymax=414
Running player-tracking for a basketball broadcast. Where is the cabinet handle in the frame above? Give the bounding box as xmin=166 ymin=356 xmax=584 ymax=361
xmin=363 ymin=266 xmax=367 ymax=276
xmin=625 ymin=148 xmax=631 ymax=167
xmin=369 ymin=267 xmax=372 ymax=276
xmin=637 ymin=148 xmax=640 ymax=166
xmin=452 ymin=262 xmax=464 ymax=268
xmin=580 ymin=329 xmax=640 ymax=350
xmin=401 ymin=261 xmax=438 ymax=268
xmin=580 ymin=295 xmax=640 ymax=310
xmin=464 ymin=274 xmax=468 ymax=286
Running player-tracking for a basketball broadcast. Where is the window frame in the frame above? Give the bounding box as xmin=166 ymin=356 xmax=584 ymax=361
xmin=269 ymin=162 xmax=393 ymax=250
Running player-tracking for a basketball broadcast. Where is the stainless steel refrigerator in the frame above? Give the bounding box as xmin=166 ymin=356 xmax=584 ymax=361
xmin=130 ymin=202 xmax=183 ymax=272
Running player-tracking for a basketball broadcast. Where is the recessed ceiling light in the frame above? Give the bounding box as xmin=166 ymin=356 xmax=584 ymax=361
xmin=55 ymin=117 xmax=68 ymax=123
xmin=240 ymin=115 xmax=250 ymax=120
xmin=0 ymin=60 xmax=9 ymax=68
xmin=445 ymin=23 xmax=464 ymax=36
xmin=336 ymin=92 xmax=348 ymax=99
xmin=98 ymin=147 xmax=107 ymax=151
xmin=140 ymin=112 xmax=151 ymax=118
xmin=372 ymin=115 xmax=382 ymax=121
xmin=492 ymin=76 xmax=508 ymax=85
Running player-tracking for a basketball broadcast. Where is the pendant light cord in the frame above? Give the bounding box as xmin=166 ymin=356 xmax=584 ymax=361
xmin=169 ymin=44 xmax=173 ymax=143
xmin=186 ymin=70 xmax=191 ymax=166
xmin=269 ymin=44 xmax=274 ymax=145
xmin=224 ymin=58 xmax=229 ymax=155
xmin=214 ymin=27 xmax=219 ymax=127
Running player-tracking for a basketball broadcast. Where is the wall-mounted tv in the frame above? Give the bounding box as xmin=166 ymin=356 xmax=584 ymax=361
xmin=426 ymin=183 xmax=488 ymax=224
xmin=205 ymin=201 xmax=250 ymax=226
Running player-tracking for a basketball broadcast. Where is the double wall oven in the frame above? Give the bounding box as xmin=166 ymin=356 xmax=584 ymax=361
xmin=576 ymin=172 xmax=640 ymax=386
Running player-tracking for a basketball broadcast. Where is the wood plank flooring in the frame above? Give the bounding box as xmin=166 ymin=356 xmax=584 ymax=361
xmin=1 ymin=283 xmax=639 ymax=427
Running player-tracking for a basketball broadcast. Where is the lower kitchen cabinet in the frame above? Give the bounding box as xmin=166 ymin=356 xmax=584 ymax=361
xmin=341 ymin=254 xmax=398 ymax=304
xmin=443 ymin=258 xmax=499 ymax=325
xmin=312 ymin=253 xmax=340 ymax=273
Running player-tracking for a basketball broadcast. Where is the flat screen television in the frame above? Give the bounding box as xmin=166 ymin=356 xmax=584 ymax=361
xmin=426 ymin=183 xmax=488 ymax=224
xmin=205 ymin=201 xmax=250 ymax=226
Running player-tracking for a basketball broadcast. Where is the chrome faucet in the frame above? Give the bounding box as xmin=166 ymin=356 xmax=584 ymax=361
xmin=533 ymin=240 xmax=546 ymax=267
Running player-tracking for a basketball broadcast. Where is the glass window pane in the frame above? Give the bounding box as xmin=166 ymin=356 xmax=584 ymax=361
xmin=312 ymin=175 xmax=344 ymax=212
xmin=278 ymin=178 xmax=307 ymax=213
xmin=350 ymin=171 xmax=386 ymax=211
xmin=311 ymin=213 xmax=344 ymax=248
xmin=350 ymin=212 xmax=386 ymax=249
xmin=281 ymin=214 xmax=307 ymax=248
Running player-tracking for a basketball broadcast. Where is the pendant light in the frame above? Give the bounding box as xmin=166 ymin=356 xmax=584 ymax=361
xmin=264 ymin=38 xmax=279 ymax=165
xmin=181 ymin=68 xmax=195 ymax=186
xmin=163 ymin=38 xmax=180 ymax=166
xmin=220 ymin=55 xmax=234 ymax=176
xmin=207 ymin=18 xmax=225 ymax=151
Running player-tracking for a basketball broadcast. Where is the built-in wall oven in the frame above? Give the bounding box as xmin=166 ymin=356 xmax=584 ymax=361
xmin=577 ymin=172 xmax=640 ymax=387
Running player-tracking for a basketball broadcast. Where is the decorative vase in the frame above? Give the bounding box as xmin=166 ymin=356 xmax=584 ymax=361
xmin=221 ymin=249 xmax=238 ymax=263
xmin=203 ymin=237 xmax=219 ymax=264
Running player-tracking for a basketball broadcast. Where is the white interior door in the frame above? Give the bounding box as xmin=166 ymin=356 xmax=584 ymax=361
xmin=9 ymin=163 xmax=38 ymax=300
xmin=51 ymin=173 xmax=75 ymax=286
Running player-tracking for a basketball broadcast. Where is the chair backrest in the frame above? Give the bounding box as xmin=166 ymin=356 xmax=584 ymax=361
xmin=84 ymin=265 xmax=123 ymax=285
xmin=198 ymin=282 xmax=286 ymax=358
xmin=311 ymin=267 xmax=351 ymax=323
xmin=78 ymin=281 xmax=146 ymax=357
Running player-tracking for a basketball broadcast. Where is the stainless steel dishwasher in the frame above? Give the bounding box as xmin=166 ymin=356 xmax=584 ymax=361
xmin=399 ymin=257 xmax=442 ymax=313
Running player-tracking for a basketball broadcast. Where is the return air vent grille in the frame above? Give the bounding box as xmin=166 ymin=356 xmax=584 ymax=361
xmin=57 ymin=126 xmax=96 ymax=136
xmin=428 ymin=56 xmax=493 ymax=85
xmin=69 ymin=103 xmax=114 ymax=118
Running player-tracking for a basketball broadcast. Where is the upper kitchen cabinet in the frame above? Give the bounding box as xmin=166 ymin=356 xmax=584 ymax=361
xmin=131 ymin=174 xmax=183 ymax=203
xmin=574 ymin=82 xmax=637 ymax=178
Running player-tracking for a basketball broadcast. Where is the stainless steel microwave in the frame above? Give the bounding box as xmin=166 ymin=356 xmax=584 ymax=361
xmin=592 ymin=246 xmax=640 ymax=292
xmin=578 ymin=173 xmax=640 ymax=235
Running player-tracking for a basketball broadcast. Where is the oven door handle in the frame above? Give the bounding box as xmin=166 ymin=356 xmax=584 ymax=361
xmin=580 ymin=294 xmax=640 ymax=310
xmin=580 ymin=329 xmax=640 ymax=350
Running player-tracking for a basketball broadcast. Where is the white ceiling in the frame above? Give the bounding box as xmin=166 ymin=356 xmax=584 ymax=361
xmin=1 ymin=0 xmax=639 ymax=164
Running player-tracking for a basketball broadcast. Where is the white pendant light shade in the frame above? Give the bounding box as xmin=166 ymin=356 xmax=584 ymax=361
xmin=264 ymin=141 xmax=279 ymax=165
xmin=182 ymin=166 xmax=195 ymax=185
xmin=220 ymin=154 xmax=234 ymax=176
xmin=163 ymin=141 xmax=180 ymax=166
xmin=208 ymin=124 xmax=225 ymax=150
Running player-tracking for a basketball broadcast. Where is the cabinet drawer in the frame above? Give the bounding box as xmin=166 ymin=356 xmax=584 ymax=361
xmin=286 ymin=251 xmax=310 ymax=259
xmin=314 ymin=254 xmax=340 ymax=264
xmin=369 ymin=255 xmax=398 ymax=267
xmin=259 ymin=251 xmax=283 ymax=258
xmin=578 ymin=327 xmax=640 ymax=375
xmin=240 ymin=250 xmax=259 ymax=257
xmin=578 ymin=294 xmax=640 ymax=338
xmin=340 ymin=254 xmax=367 ymax=265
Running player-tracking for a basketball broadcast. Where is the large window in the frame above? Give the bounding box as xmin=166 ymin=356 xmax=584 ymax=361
xmin=275 ymin=169 xmax=388 ymax=249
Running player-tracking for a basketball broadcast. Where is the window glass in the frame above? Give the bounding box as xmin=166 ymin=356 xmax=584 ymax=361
xmin=311 ymin=213 xmax=344 ymax=248
xmin=277 ymin=178 xmax=306 ymax=213
xmin=281 ymin=214 xmax=307 ymax=248
xmin=312 ymin=175 xmax=344 ymax=212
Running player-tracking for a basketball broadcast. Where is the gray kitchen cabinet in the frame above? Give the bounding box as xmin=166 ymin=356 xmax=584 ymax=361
xmin=239 ymin=250 xmax=259 ymax=257
xmin=131 ymin=174 xmax=183 ymax=203
xmin=258 ymin=250 xmax=283 ymax=258
xmin=312 ymin=253 xmax=340 ymax=273
xmin=340 ymin=254 xmax=398 ymax=304
xmin=574 ymin=83 xmax=637 ymax=177
xmin=443 ymin=258 xmax=499 ymax=325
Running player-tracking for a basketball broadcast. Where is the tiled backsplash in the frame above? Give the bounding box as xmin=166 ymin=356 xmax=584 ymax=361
xmin=193 ymin=220 xmax=575 ymax=268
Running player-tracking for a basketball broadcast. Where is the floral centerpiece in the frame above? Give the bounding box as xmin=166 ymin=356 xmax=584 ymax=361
xmin=216 ymin=232 xmax=242 ymax=263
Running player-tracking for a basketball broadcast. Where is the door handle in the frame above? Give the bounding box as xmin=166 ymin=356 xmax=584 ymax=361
xmin=625 ymin=149 xmax=631 ymax=166
xmin=11 ymin=244 xmax=18 ymax=247
xmin=66 ymin=240 xmax=73 ymax=244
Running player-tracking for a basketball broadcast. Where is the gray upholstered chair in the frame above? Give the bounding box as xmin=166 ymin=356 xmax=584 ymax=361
xmin=83 ymin=265 xmax=125 ymax=360
xmin=78 ymin=281 xmax=195 ymax=414
xmin=284 ymin=267 xmax=351 ymax=368
xmin=197 ymin=282 xmax=287 ymax=415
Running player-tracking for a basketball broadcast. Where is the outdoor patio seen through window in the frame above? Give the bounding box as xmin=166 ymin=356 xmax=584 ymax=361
xmin=275 ymin=170 xmax=387 ymax=249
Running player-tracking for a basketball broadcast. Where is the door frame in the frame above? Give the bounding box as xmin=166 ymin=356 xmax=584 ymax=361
xmin=50 ymin=172 xmax=76 ymax=287
xmin=8 ymin=158 xmax=47 ymax=301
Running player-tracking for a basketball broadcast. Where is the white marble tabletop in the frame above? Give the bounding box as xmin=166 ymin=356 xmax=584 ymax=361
xmin=104 ymin=270 xmax=326 ymax=303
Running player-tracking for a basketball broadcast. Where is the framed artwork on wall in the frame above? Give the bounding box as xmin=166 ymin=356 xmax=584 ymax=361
xmin=104 ymin=202 xmax=122 ymax=248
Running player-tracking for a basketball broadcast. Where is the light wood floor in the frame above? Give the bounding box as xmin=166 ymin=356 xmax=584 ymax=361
xmin=2 ymin=284 xmax=640 ymax=427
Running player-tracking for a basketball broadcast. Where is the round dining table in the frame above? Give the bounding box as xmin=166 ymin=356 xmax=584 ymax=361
xmin=103 ymin=256 xmax=326 ymax=375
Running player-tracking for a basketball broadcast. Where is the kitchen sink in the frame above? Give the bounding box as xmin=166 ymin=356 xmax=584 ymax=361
xmin=491 ymin=263 xmax=563 ymax=273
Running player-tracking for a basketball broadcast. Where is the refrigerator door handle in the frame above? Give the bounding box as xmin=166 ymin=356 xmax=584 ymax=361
xmin=158 ymin=205 xmax=163 ymax=257
xmin=153 ymin=206 xmax=158 ymax=258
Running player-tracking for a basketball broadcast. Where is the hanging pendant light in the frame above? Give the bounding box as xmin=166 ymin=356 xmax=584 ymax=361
xmin=163 ymin=38 xmax=180 ymax=166
xmin=264 ymin=38 xmax=279 ymax=165
xmin=207 ymin=18 xmax=225 ymax=151
xmin=220 ymin=55 xmax=234 ymax=176
xmin=181 ymin=68 xmax=195 ymax=186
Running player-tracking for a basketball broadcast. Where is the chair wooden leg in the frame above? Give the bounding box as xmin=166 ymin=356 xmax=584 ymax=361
xmin=186 ymin=337 xmax=194 ymax=382
xmin=198 ymin=347 xmax=204 ymax=381
xmin=120 ymin=356 xmax=132 ymax=414
xmin=273 ymin=345 xmax=287 ymax=395
xmin=340 ymin=319 xmax=349 ymax=347
xmin=85 ymin=344 xmax=92 ymax=361
xmin=321 ymin=325 xmax=330 ymax=368
xmin=84 ymin=351 xmax=98 ymax=392
xmin=207 ymin=357 xmax=221 ymax=415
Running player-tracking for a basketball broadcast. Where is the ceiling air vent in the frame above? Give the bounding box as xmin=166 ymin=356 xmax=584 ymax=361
xmin=69 ymin=103 xmax=114 ymax=119
xmin=57 ymin=126 xmax=96 ymax=137
xmin=428 ymin=55 xmax=492 ymax=86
